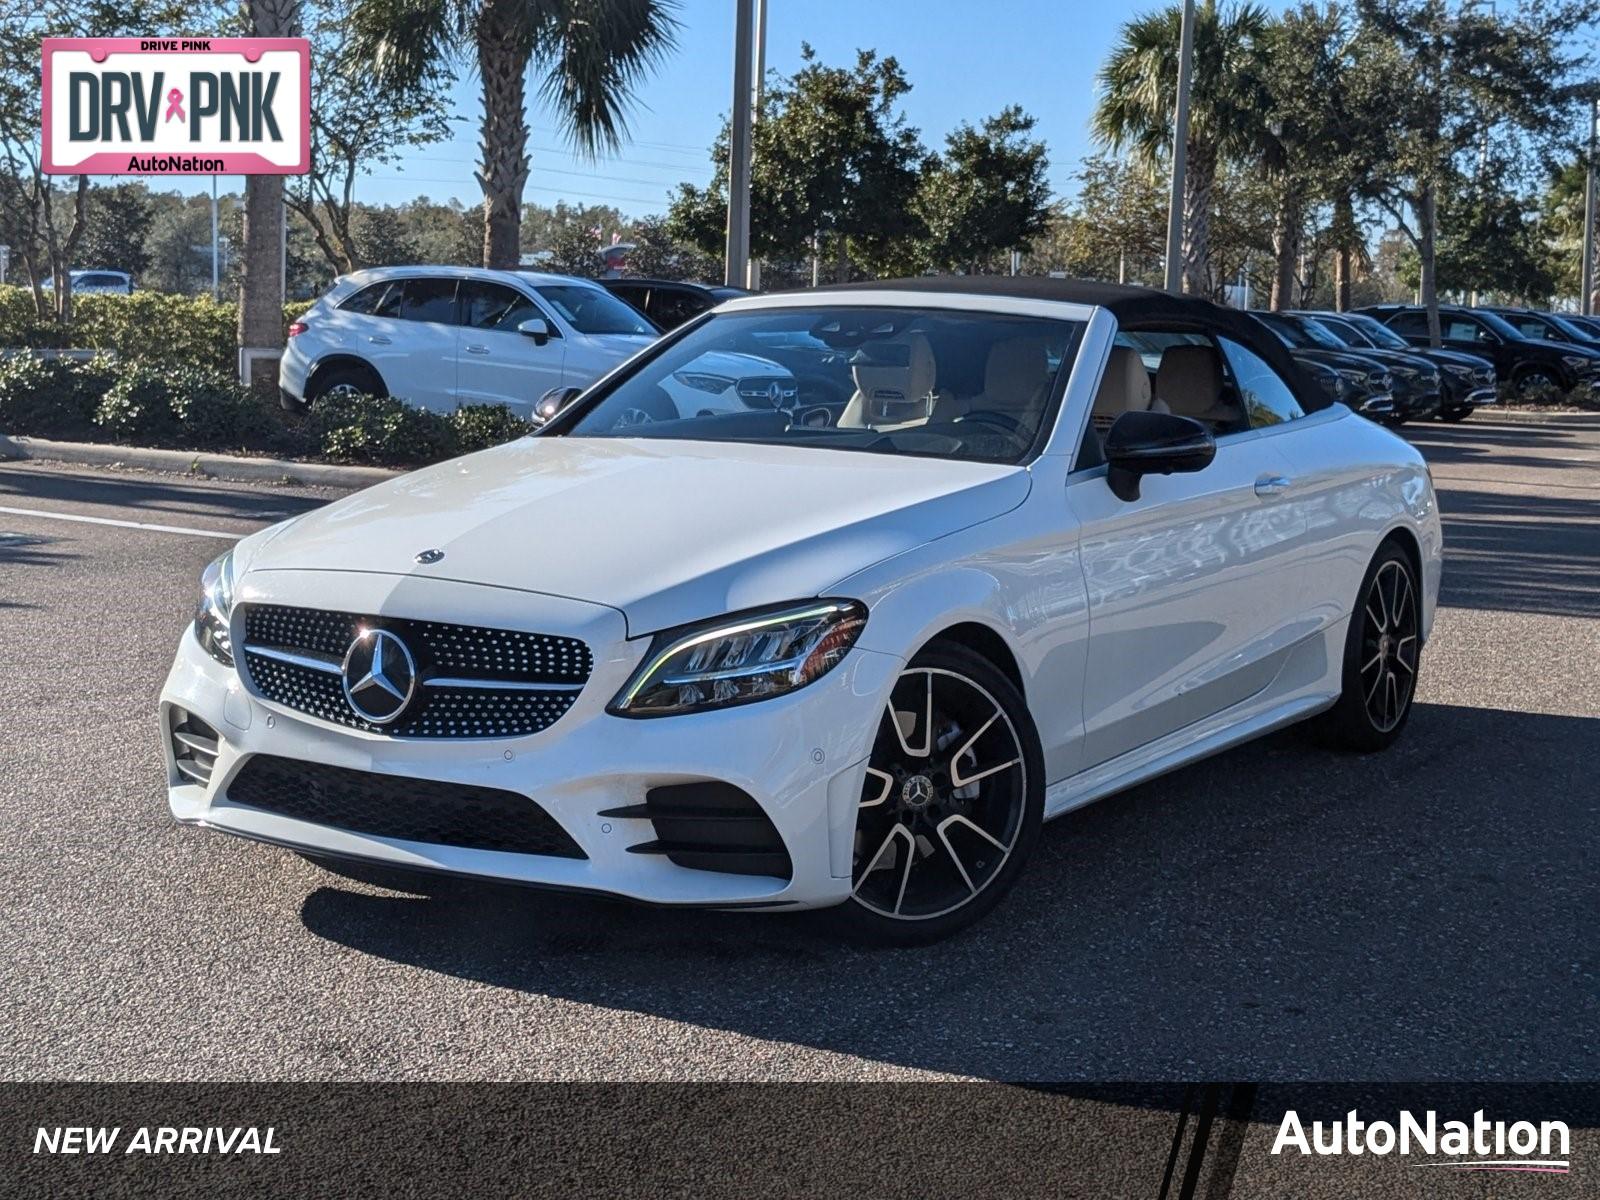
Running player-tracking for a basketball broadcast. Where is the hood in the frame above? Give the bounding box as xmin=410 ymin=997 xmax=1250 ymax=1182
xmin=245 ymin=436 xmax=1031 ymax=635
xmin=1291 ymin=348 xmax=1391 ymax=375
xmin=1412 ymin=347 xmax=1493 ymax=371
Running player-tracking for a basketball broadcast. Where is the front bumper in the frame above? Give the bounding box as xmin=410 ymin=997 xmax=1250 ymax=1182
xmin=160 ymin=573 xmax=903 ymax=910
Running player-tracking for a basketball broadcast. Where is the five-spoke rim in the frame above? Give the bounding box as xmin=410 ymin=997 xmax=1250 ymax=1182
xmin=1360 ymin=559 xmax=1418 ymax=732
xmin=852 ymin=667 xmax=1027 ymax=921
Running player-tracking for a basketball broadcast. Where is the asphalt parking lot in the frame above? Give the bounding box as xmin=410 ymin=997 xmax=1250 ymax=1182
xmin=1 ymin=414 xmax=1596 ymax=1083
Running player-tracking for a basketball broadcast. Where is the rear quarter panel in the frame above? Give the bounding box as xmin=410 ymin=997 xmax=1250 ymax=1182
xmin=1273 ymin=409 xmax=1442 ymax=642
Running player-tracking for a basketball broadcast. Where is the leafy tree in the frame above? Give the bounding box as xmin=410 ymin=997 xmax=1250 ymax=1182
xmin=917 ymin=106 xmax=1051 ymax=274
xmin=351 ymin=0 xmax=678 ymax=269
xmin=79 ymin=183 xmax=155 ymax=277
xmin=287 ymin=0 xmax=455 ymax=274
xmin=1347 ymin=0 xmax=1592 ymax=343
xmin=1093 ymin=0 xmax=1273 ymax=294
xmin=0 ymin=0 xmax=204 ymax=320
xmin=351 ymin=205 xmax=422 ymax=268
xmin=1031 ymin=153 xmax=1166 ymax=283
xmin=1433 ymin=161 xmax=1556 ymax=301
xmin=669 ymin=46 xmax=925 ymax=282
xmin=621 ymin=214 xmax=720 ymax=282
xmin=1539 ymin=156 xmax=1597 ymax=305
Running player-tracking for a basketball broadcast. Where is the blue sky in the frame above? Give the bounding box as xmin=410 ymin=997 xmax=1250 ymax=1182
xmin=164 ymin=0 xmax=1302 ymax=215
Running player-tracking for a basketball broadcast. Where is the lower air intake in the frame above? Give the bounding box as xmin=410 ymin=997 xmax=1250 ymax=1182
xmin=227 ymin=755 xmax=585 ymax=859
xmin=615 ymin=782 xmax=792 ymax=880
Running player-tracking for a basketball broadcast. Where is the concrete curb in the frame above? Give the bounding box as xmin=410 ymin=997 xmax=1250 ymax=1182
xmin=0 ymin=434 xmax=399 ymax=489
xmin=1469 ymin=407 xmax=1600 ymax=424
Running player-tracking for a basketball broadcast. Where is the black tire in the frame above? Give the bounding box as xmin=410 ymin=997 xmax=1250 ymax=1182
xmin=1514 ymin=367 xmax=1561 ymax=399
xmin=1309 ymin=541 xmax=1422 ymax=752
xmin=1438 ymin=406 xmax=1473 ymax=423
xmin=825 ymin=642 xmax=1045 ymax=946
xmin=307 ymin=362 xmax=386 ymax=404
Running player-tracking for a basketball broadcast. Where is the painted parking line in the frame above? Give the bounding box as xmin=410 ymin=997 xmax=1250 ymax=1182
xmin=0 ymin=504 xmax=239 ymax=540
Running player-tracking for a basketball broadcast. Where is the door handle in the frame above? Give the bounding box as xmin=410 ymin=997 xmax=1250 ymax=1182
xmin=1254 ymin=474 xmax=1292 ymax=497
xmin=464 ymin=344 xmax=490 ymax=355
xmin=367 ymin=335 xmax=391 ymax=345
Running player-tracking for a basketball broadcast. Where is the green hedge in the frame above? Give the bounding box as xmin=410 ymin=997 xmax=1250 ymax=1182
xmin=0 ymin=352 xmax=534 ymax=468
xmin=1 ymin=285 xmax=312 ymax=372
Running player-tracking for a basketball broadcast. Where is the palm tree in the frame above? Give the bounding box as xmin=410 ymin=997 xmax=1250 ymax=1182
xmin=239 ymin=0 xmax=302 ymax=381
xmin=1093 ymin=0 xmax=1272 ymax=295
xmin=351 ymin=0 xmax=677 ymax=269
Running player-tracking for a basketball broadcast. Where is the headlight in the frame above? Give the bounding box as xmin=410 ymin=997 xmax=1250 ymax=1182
xmin=1444 ymin=362 xmax=1472 ymax=377
xmin=672 ymin=372 xmax=733 ymax=394
xmin=1561 ymin=355 xmax=1592 ymax=371
xmin=1391 ymin=365 xmax=1417 ymax=379
xmin=1337 ymin=367 xmax=1367 ymax=386
xmin=609 ymin=600 xmax=867 ymax=717
xmin=194 ymin=549 xmax=236 ymax=666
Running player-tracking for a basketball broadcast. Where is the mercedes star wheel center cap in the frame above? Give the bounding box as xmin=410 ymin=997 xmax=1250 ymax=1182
xmin=341 ymin=628 xmax=417 ymax=724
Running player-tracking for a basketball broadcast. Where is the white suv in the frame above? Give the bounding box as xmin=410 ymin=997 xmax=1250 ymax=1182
xmin=280 ymin=265 xmax=792 ymax=421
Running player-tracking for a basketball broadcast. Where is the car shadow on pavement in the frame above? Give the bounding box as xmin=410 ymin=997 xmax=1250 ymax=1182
xmin=298 ymin=701 xmax=1600 ymax=1081
xmin=1437 ymin=488 xmax=1600 ymax=618
xmin=0 ymin=466 xmax=327 ymax=524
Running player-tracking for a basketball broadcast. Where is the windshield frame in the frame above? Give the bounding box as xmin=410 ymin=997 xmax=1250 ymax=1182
xmin=542 ymin=294 xmax=1096 ymax=467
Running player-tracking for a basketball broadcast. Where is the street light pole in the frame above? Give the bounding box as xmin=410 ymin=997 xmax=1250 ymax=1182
xmin=724 ymin=0 xmax=755 ymax=289
xmin=1583 ymin=97 xmax=1597 ymax=317
xmin=1164 ymin=0 xmax=1197 ymax=295
xmin=746 ymin=0 xmax=767 ymax=291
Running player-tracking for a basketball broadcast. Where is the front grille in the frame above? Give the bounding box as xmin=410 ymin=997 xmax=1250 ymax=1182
xmin=227 ymin=754 xmax=586 ymax=858
xmin=735 ymin=375 xmax=800 ymax=409
xmin=239 ymin=604 xmax=591 ymax=739
xmin=606 ymin=782 xmax=792 ymax=880
xmin=169 ymin=709 xmax=220 ymax=786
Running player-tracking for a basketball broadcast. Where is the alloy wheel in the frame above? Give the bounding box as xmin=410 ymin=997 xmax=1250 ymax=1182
xmin=852 ymin=667 xmax=1028 ymax=921
xmin=1359 ymin=559 xmax=1419 ymax=733
xmin=323 ymin=381 xmax=366 ymax=401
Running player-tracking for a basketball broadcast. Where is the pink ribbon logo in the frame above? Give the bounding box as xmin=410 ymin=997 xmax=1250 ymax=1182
xmin=164 ymin=88 xmax=185 ymax=123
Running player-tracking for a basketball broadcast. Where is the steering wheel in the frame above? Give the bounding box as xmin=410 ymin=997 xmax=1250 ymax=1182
xmin=960 ymin=409 xmax=1028 ymax=436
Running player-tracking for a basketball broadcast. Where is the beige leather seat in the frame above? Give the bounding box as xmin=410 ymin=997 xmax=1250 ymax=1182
xmin=1154 ymin=344 xmax=1243 ymax=427
xmin=979 ymin=337 xmax=1052 ymax=417
xmin=1091 ymin=346 xmax=1153 ymax=431
xmin=837 ymin=335 xmax=938 ymax=429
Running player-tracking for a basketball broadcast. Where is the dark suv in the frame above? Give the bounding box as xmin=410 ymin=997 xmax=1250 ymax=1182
xmin=601 ymin=278 xmax=749 ymax=331
xmin=1362 ymin=305 xmax=1600 ymax=399
xmin=1250 ymin=311 xmax=1400 ymax=421
xmin=1484 ymin=307 xmax=1600 ymax=351
xmin=1299 ymin=310 xmax=1495 ymax=423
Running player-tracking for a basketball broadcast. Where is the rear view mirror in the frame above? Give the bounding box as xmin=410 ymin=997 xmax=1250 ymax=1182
xmin=1103 ymin=410 xmax=1216 ymax=502
xmin=532 ymin=386 xmax=582 ymax=427
xmin=518 ymin=317 xmax=552 ymax=346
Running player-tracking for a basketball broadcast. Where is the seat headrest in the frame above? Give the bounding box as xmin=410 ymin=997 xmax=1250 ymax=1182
xmin=984 ymin=337 xmax=1052 ymax=404
xmin=1155 ymin=344 xmax=1225 ymax=417
xmin=851 ymin=334 xmax=936 ymax=413
xmin=1092 ymin=346 xmax=1152 ymax=425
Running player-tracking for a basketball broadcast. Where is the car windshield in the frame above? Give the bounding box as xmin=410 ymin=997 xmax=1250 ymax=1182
xmin=1291 ymin=317 xmax=1349 ymax=350
xmin=534 ymin=283 xmax=656 ymax=336
xmin=1343 ymin=314 xmax=1411 ymax=350
xmin=1254 ymin=312 xmax=1317 ymax=350
xmin=560 ymin=306 xmax=1084 ymax=465
xmin=1542 ymin=312 xmax=1600 ymax=343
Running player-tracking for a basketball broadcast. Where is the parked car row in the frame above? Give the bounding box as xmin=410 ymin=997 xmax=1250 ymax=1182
xmin=278 ymin=266 xmax=1600 ymax=433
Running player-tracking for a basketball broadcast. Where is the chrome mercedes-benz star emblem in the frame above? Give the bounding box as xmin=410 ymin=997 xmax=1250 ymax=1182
xmin=414 ymin=548 xmax=445 ymax=564
xmin=901 ymin=774 xmax=936 ymax=810
xmin=341 ymin=628 xmax=418 ymax=725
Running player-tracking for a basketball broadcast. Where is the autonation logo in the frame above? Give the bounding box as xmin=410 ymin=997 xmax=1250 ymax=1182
xmin=1273 ymin=1109 xmax=1570 ymax=1174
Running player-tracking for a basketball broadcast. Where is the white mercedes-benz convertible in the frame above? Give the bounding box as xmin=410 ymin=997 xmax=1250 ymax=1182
xmin=161 ymin=278 xmax=1441 ymax=943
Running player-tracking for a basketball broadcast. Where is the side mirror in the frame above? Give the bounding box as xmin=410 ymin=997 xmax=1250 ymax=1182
xmin=518 ymin=317 xmax=552 ymax=346
xmin=532 ymin=386 xmax=582 ymax=427
xmin=1103 ymin=410 xmax=1216 ymax=502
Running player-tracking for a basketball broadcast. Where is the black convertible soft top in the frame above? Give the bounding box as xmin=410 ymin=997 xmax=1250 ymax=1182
xmin=817 ymin=275 xmax=1328 ymax=412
